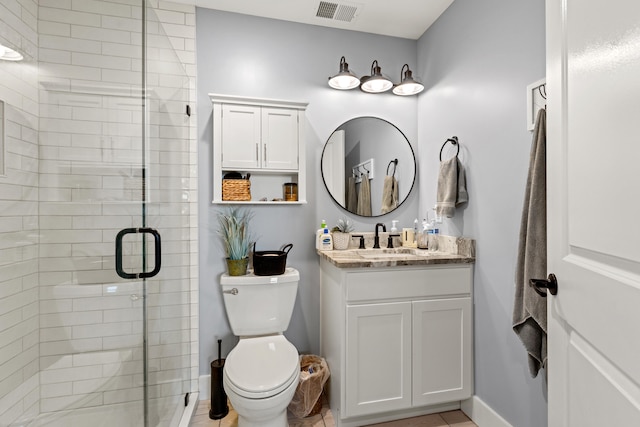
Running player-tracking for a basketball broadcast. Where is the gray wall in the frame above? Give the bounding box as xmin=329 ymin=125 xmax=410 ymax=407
xmin=196 ymin=9 xmax=420 ymax=371
xmin=416 ymin=1 xmax=548 ymax=426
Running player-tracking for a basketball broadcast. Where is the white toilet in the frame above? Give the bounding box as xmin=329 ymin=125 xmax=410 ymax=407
xmin=220 ymin=267 xmax=301 ymax=427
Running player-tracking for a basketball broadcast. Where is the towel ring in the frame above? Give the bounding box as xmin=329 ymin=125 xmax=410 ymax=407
xmin=386 ymin=159 xmax=398 ymax=177
xmin=439 ymin=136 xmax=459 ymax=161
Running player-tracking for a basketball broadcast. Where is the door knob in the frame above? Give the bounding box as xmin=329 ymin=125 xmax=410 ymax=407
xmin=529 ymin=273 xmax=558 ymax=297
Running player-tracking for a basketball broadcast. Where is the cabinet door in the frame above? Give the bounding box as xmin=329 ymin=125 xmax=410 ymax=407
xmin=345 ymin=302 xmax=412 ymax=417
xmin=221 ymin=104 xmax=261 ymax=169
xmin=261 ymin=108 xmax=298 ymax=170
xmin=412 ymin=297 xmax=472 ymax=406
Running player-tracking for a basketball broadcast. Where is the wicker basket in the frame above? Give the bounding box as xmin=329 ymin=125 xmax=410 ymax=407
xmin=222 ymin=179 xmax=251 ymax=201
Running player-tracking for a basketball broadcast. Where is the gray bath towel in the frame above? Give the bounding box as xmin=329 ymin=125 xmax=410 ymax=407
xmin=380 ymin=175 xmax=398 ymax=214
xmin=356 ymin=176 xmax=372 ymax=216
xmin=513 ymin=108 xmax=547 ymax=378
xmin=435 ymin=157 xmax=468 ymax=218
xmin=346 ymin=176 xmax=357 ymax=213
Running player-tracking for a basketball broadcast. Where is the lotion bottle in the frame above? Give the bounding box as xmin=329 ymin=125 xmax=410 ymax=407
xmin=319 ymin=228 xmax=333 ymax=251
xmin=316 ymin=219 xmax=327 ymax=250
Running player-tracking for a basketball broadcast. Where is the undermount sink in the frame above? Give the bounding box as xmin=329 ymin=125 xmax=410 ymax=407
xmin=357 ymin=252 xmax=415 ymax=259
xmin=353 ymin=248 xmax=435 ymax=260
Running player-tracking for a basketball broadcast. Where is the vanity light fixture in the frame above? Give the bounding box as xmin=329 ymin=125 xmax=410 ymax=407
xmin=392 ymin=64 xmax=424 ymax=96
xmin=328 ymin=56 xmax=360 ymax=90
xmin=0 ymin=43 xmax=24 ymax=61
xmin=360 ymin=60 xmax=393 ymax=94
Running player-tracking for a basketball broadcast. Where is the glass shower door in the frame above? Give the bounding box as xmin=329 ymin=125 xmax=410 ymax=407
xmin=142 ymin=3 xmax=194 ymax=426
xmin=37 ymin=57 xmax=148 ymax=427
xmin=32 ymin=1 xmax=192 ymax=426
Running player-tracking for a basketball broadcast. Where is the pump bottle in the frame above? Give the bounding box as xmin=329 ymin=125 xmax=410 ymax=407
xmin=315 ymin=220 xmax=328 ymax=250
xmin=319 ymin=228 xmax=333 ymax=251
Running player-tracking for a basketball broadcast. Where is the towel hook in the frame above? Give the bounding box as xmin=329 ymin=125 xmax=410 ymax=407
xmin=386 ymin=159 xmax=398 ymax=177
xmin=538 ymin=84 xmax=547 ymax=100
xmin=439 ymin=136 xmax=460 ymax=161
xmin=538 ymin=83 xmax=547 ymax=109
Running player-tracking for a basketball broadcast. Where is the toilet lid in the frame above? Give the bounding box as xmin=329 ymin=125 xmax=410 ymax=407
xmin=225 ymin=335 xmax=299 ymax=398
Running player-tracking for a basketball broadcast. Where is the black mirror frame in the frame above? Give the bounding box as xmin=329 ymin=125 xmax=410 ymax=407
xmin=320 ymin=116 xmax=417 ymax=218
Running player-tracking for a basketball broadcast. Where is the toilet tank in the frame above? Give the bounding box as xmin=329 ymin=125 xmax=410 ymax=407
xmin=220 ymin=267 xmax=299 ymax=336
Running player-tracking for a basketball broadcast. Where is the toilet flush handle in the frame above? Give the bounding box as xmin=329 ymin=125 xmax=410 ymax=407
xmin=223 ymin=288 xmax=238 ymax=295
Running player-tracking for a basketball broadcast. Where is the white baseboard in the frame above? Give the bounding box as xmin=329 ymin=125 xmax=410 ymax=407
xmin=461 ymin=395 xmax=513 ymax=427
xmin=199 ymin=375 xmax=211 ymax=400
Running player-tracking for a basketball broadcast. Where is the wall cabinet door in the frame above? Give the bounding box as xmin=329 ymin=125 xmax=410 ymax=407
xmin=412 ymin=297 xmax=472 ymax=406
xmin=221 ymin=105 xmax=298 ymax=170
xmin=262 ymin=107 xmax=298 ymax=170
xmin=221 ymin=104 xmax=261 ymax=169
xmin=345 ymin=302 xmax=412 ymax=418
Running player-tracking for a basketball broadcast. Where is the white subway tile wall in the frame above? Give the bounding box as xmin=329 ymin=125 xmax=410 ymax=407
xmin=0 ymin=0 xmax=41 ymax=425
xmin=0 ymin=0 xmax=197 ymax=425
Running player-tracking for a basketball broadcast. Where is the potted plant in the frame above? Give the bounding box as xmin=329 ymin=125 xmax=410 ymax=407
xmin=217 ymin=207 xmax=254 ymax=275
xmin=331 ymin=217 xmax=354 ymax=250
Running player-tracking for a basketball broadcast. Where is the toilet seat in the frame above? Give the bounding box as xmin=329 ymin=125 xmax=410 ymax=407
xmin=225 ymin=335 xmax=299 ymax=399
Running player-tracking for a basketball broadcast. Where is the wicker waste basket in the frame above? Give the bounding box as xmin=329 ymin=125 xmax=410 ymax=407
xmin=288 ymin=355 xmax=330 ymax=418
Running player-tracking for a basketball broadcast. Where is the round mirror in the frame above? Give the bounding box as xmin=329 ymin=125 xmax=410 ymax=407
xmin=321 ymin=117 xmax=416 ymax=217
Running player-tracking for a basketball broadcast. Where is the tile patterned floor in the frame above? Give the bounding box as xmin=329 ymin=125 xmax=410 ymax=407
xmin=189 ymin=399 xmax=477 ymax=427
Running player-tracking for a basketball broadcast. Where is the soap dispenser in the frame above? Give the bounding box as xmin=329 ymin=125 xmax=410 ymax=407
xmin=315 ymin=219 xmax=328 ymax=250
xmin=319 ymin=228 xmax=333 ymax=251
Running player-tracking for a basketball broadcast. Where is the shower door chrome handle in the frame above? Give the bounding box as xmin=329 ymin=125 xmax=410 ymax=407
xmin=115 ymin=228 xmax=162 ymax=279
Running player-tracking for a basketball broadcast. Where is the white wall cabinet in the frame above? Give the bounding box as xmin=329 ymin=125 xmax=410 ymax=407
xmin=210 ymin=94 xmax=307 ymax=204
xmin=320 ymin=260 xmax=473 ymax=426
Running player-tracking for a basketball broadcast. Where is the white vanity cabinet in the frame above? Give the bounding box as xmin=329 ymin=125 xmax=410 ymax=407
xmin=210 ymin=94 xmax=308 ymax=204
xmin=320 ymin=259 xmax=473 ymax=426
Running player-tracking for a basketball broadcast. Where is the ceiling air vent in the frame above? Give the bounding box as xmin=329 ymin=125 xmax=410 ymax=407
xmin=316 ymin=1 xmax=360 ymax=23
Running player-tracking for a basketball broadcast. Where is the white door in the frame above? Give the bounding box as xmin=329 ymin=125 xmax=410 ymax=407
xmin=546 ymin=0 xmax=640 ymax=425
xmin=322 ymin=129 xmax=346 ymax=205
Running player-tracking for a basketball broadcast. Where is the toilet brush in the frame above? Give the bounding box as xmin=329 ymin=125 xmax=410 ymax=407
xmin=209 ymin=339 xmax=229 ymax=419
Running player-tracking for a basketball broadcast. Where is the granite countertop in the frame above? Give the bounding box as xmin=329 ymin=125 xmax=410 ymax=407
xmin=318 ymin=235 xmax=475 ymax=269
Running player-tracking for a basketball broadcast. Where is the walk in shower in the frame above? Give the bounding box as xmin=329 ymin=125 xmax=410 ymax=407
xmin=0 ymin=1 xmax=197 ymax=426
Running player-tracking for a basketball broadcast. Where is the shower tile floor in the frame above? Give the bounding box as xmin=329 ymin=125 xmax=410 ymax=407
xmin=190 ymin=398 xmax=478 ymax=427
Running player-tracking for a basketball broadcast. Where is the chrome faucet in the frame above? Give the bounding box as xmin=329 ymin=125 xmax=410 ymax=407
xmin=373 ymin=223 xmax=386 ymax=249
